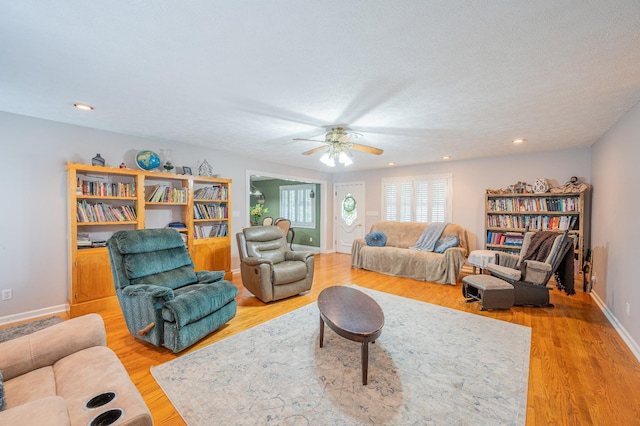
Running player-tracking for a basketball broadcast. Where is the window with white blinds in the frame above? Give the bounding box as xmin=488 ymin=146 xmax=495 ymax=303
xmin=279 ymin=184 xmax=316 ymax=228
xmin=381 ymin=174 xmax=452 ymax=223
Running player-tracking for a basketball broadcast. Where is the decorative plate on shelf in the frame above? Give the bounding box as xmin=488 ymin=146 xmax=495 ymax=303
xmin=136 ymin=150 xmax=161 ymax=171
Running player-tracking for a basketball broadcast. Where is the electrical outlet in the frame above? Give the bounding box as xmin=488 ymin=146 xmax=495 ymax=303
xmin=626 ymin=302 xmax=630 ymax=316
xmin=2 ymin=289 xmax=12 ymax=300
xmin=309 ymin=237 xmax=313 ymax=242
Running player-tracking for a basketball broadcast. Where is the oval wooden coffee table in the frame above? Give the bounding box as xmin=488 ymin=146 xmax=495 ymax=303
xmin=317 ymin=286 xmax=384 ymax=385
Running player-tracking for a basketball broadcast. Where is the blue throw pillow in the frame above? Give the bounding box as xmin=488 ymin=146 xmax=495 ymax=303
xmin=433 ymin=235 xmax=460 ymax=253
xmin=365 ymin=232 xmax=387 ymax=247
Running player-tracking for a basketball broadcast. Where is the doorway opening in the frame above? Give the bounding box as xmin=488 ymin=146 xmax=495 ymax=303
xmin=247 ymin=170 xmax=327 ymax=253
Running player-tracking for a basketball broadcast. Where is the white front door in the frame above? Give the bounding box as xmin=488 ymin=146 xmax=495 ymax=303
xmin=334 ymin=182 xmax=366 ymax=254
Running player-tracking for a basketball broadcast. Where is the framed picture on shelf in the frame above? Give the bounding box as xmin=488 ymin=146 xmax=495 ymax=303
xmin=182 ymin=166 xmax=192 ymax=175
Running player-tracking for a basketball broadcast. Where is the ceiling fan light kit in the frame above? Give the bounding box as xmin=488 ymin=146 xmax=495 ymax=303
xmin=294 ymin=127 xmax=383 ymax=167
xmin=320 ymin=152 xmax=335 ymax=167
xmin=325 ymin=127 xmax=362 ymax=142
xmin=320 ymin=146 xmax=354 ymax=167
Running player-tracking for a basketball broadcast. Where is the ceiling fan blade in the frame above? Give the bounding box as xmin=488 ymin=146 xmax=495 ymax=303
xmin=301 ymin=146 xmax=328 ymax=155
xmin=351 ymin=143 xmax=384 ymax=155
xmin=293 ymin=138 xmax=327 ymax=143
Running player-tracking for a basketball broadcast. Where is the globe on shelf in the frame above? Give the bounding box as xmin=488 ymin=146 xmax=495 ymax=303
xmin=135 ymin=150 xmax=161 ymax=171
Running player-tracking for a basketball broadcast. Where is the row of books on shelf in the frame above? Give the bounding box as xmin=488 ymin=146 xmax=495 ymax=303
xmin=146 ymin=185 xmax=188 ymax=203
xmin=77 ymin=200 xmax=137 ymax=223
xmin=193 ymin=204 xmax=227 ymax=220
xmin=194 ymin=185 xmax=228 ymax=201
xmin=487 ymin=215 xmax=578 ymax=230
xmin=167 ymin=221 xmax=187 ymax=230
xmin=194 ymin=223 xmax=228 ymax=239
xmin=488 ymin=197 xmax=579 ymax=213
xmin=76 ymin=177 xmax=135 ymax=197
xmin=487 ymin=231 xmax=524 ymax=246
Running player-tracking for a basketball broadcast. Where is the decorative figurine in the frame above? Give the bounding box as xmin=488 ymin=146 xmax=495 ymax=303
xmin=198 ymin=159 xmax=213 ymax=177
xmin=163 ymin=161 xmax=175 ymax=173
xmin=533 ymin=178 xmax=550 ymax=193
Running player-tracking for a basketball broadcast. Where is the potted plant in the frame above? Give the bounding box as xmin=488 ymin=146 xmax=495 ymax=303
xmin=249 ymin=204 xmax=269 ymax=226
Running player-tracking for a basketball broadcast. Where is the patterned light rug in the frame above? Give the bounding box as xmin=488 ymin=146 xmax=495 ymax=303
xmin=0 ymin=316 xmax=63 ymax=343
xmin=151 ymin=286 xmax=531 ymax=425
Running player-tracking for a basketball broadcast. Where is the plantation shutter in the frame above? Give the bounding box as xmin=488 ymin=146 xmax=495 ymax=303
xmin=280 ymin=184 xmax=316 ymax=228
xmin=431 ymin=178 xmax=446 ymax=222
xmin=414 ymin=180 xmax=429 ymax=222
xmin=400 ymin=181 xmax=413 ymax=221
xmin=382 ymin=174 xmax=452 ymax=223
xmin=384 ymin=183 xmax=398 ymax=221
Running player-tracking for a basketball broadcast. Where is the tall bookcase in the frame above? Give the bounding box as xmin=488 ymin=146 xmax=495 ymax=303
xmin=67 ymin=163 xmax=232 ymax=317
xmin=485 ymin=190 xmax=591 ymax=279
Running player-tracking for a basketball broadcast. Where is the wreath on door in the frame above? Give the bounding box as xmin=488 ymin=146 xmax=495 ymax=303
xmin=342 ymin=194 xmax=357 ymax=226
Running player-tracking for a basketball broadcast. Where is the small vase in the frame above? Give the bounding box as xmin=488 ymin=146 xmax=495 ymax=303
xmin=163 ymin=161 xmax=176 ymax=174
xmin=92 ymin=153 xmax=105 ymax=166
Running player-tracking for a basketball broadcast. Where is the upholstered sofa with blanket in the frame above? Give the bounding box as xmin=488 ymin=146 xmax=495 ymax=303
xmin=351 ymin=221 xmax=469 ymax=284
xmin=0 ymin=313 xmax=152 ymax=426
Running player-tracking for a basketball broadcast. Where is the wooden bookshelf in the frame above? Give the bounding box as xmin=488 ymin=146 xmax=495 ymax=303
xmin=484 ymin=190 xmax=591 ymax=283
xmin=67 ymin=163 xmax=232 ymax=317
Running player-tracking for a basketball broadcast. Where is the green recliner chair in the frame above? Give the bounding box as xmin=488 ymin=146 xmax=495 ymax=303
xmin=107 ymin=228 xmax=238 ymax=352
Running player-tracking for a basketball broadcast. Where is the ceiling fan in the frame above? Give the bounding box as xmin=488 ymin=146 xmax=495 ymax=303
xmin=293 ymin=127 xmax=383 ymax=167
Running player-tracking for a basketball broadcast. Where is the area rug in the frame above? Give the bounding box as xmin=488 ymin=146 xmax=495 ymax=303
xmin=0 ymin=316 xmax=63 ymax=343
xmin=151 ymin=286 xmax=531 ymax=425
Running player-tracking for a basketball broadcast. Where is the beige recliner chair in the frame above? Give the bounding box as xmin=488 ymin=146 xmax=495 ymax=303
xmin=236 ymin=226 xmax=314 ymax=302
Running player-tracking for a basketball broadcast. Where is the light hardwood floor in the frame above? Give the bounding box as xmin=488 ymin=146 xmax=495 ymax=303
xmin=6 ymin=253 xmax=640 ymax=425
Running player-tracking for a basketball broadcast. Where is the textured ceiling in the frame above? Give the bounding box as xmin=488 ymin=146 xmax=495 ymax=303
xmin=1 ymin=1 xmax=639 ymax=172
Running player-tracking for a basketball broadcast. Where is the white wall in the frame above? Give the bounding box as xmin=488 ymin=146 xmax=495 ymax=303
xmin=333 ymin=148 xmax=591 ymax=250
xmin=0 ymin=111 xmax=331 ymax=320
xmin=4 ymin=108 xmax=638 ymax=358
xmin=590 ymin=102 xmax=640 ymax=353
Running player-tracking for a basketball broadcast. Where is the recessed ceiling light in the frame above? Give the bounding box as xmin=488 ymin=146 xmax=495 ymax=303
xmin=442 ymin=155 xmax=451 ymax=160
xmin=74 ymin=103 xmax=94 ymax=111
xmin=387 ymin=162 xmax=396 ymax=166
xmin=512 ymin=138 xmax=525 ymax=144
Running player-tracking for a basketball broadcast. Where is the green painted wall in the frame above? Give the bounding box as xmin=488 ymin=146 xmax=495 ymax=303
xmin=250 ymin=179 xmax=320 ymax=248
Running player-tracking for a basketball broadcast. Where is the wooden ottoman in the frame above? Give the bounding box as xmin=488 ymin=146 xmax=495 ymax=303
xmin=462 ymin=274 xmax=514 ymax=311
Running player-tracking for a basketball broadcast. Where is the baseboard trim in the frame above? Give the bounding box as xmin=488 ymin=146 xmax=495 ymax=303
xmin=590 ymin=291 xmax=640 ymax=362
xmin=0 ymin=304 xmax=67 ymax=326
xmin=291 ymin=244 xmax=321 ymax=253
